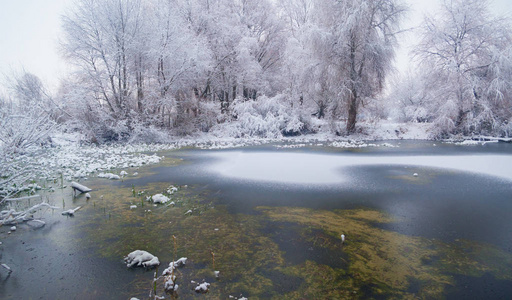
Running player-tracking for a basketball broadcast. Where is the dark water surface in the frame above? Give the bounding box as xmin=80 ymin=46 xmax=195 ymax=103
xmin=1 ymin=140 xmax=512 ymax=299
xmin=139 ymin=141 xmax=512 ymax=250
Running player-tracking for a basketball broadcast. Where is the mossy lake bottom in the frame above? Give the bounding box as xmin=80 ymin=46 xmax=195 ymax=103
xmin=1 ymin=141 xmax=512 ymax=299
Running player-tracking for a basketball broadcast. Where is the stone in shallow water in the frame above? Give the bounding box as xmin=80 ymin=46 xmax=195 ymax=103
xmin=27 ymin=220 xmax=46 ymax=229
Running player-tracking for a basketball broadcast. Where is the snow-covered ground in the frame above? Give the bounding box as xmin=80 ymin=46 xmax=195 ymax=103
xmin=0 ymin=138 xmax=177 ymax=198
xmin=361 ymin=121 xmax=433 ymax=140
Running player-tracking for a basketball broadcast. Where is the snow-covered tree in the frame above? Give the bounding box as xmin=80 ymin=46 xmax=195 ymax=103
xmin=415 ymin=0 xmax=512 ymax=136
xmin=58 ymin=0 xmax=408 ymax=139
xmin=324 ymin=0 xmax=406 ymax=133
xmin=279 ymin=0 xmax=406 ymax=134
xmin=0 ymin=72 xmax=58 ymax=153
xmin=62 ymin=0 xmax=144 ymax=117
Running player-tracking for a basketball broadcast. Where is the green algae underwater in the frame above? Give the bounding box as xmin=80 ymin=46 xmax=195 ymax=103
xmin=56 ymin=154 xmax=512 ymax=299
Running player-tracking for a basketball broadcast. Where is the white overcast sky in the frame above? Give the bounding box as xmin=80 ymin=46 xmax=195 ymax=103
xmin=0 ymin=0 xmax=511 ymax=94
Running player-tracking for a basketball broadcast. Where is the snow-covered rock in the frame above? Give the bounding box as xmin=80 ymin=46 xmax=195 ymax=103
xmin=98 ymin=173 xmax=121 ymax=180
xmin=27 ymin=220 xmax=46 ymax=229
xmin=124 ymin=250 xmax=160 ymax=268
xmin=149 ymin=194 xmax=170 ymax=204
xmin=10 ymin=226 xmax=16 ymax=231
xmin=195 ymin=282 xmax=210 ymax=293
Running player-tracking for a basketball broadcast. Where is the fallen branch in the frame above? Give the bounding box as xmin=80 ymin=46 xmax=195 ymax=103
xmin=71 ymin=182 xmax=92 ymax=195
xmin=4 ymin=195 xmax=42 ymax=202
xmin=1 ymin=263 xmax=12 ymax=273
xmin=62 ymin=206 xmax=81 ymax=216
xmin=1 ymin=202 xmax=58 ymax=225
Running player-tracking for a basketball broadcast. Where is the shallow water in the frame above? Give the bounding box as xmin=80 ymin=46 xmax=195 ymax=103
xmin=1 ymin=140 xmax=512 ymax=299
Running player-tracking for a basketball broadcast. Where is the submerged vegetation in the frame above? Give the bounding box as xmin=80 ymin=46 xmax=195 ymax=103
xmin=52 ymin=176 xmax=512 ymax=299
xmin=2 ymin=145 xmax=512 ymax=299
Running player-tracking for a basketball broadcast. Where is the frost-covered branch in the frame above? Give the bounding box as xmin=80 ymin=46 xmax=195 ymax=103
xmin=1 ymin=202 xmax=58 ymax=225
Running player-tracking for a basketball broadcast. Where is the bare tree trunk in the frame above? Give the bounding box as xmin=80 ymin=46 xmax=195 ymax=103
xmin=136 ymin=55 xmax=144 ymax=112
xmin=346 ymin=89 xmax=357 ymax=133
xmin=346 ymin=35 xmax=358 ymax=134
xmin=158 ymin=57 xmax=167 ymax=97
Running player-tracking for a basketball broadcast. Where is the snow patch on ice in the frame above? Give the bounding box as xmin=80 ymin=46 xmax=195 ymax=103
xmin=207 ymin=151 xmax=512 ymax=185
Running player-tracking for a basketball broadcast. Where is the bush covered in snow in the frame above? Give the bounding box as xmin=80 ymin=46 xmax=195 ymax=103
xmin=209 ymin=95 xmax=314 ymax=138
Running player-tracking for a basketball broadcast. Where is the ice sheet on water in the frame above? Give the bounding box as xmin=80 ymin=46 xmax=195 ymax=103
xmin=206 ymin=152 xmax=512 ymax=185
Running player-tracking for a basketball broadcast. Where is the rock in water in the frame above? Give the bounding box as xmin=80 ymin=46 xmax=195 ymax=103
xmin=27 ymin=220 xmax=46 ymax=229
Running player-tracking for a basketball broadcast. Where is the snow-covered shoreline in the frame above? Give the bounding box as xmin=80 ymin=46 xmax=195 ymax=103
xmin=1 ymin=122 xmax=510 ymax=200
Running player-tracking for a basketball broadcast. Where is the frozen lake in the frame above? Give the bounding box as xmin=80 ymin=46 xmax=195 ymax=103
xmin=206 ymin=151 xmax=512 ymax=185
xmin=2 ymin=140 xmax=512 ymax=299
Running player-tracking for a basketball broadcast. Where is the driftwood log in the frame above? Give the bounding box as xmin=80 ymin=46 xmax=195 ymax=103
xmin=71 ymin=181 xmax=92 ymax=196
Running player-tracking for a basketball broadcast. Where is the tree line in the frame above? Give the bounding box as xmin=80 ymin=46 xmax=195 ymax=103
xmin=2 ymin=0 xmax=511 ymax=146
